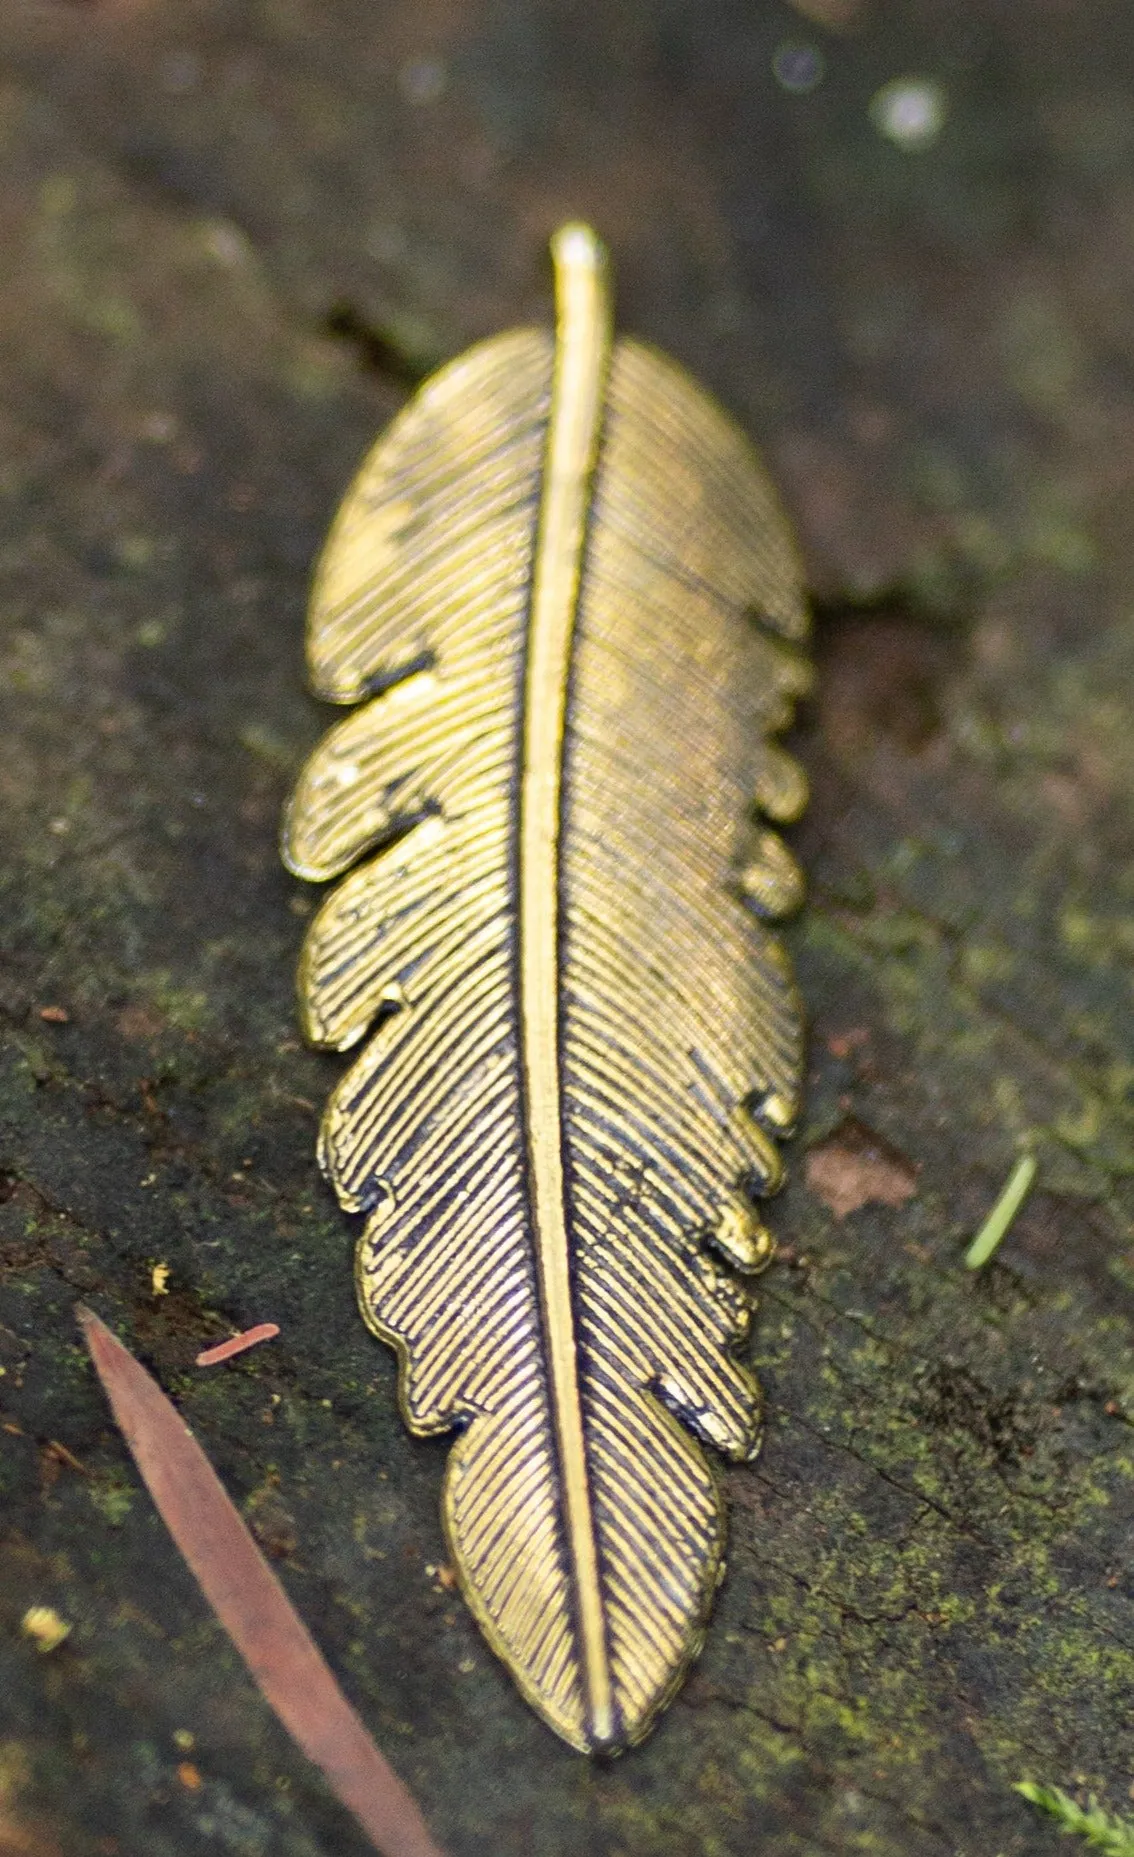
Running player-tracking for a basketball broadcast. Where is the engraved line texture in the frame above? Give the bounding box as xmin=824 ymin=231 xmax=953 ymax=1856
xmin=283 ymin=224 xmax=810 ymax=1753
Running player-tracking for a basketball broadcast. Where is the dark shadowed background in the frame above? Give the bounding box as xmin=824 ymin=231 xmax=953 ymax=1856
xmin=0 ymin=2 xmax=1131 ymax=1853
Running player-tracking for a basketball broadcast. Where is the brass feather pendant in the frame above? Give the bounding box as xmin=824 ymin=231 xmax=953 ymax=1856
xmin=283 ymin=225 xmax=811 ymax=1753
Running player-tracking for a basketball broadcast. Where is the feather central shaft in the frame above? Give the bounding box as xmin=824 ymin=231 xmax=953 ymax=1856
xmin=518 ymin=224 xmax=614 ymax=1749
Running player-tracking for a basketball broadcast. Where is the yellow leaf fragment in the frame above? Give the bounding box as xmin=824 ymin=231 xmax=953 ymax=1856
xmin=21 ymin=1607 xmax=71 ymax=1654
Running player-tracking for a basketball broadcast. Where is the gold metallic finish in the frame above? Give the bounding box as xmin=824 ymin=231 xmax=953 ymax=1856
xmin=283 ymin=224 xmax=811 ymax=1753
xmin=518 ymin=226 xmax=614 ymax=1748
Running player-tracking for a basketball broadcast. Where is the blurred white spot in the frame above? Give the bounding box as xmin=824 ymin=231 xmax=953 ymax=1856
xmin=142 ymin=413 xmax=177 ymax=443
xmin=870 ymin=77 xmax=947 ymax=149
xmin=161 ymin=52 xmax=201 ymax=95
xmin=773 ymin=42 xmax=825 ymax=94
xmin=399 ymin=58 xmax=447 ymax=106
xmin=205 ymin=221 xmax=250 ymax=267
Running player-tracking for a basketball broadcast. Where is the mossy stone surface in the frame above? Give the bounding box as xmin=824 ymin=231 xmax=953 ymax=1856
xmin=0 ymin=5 xmax=1130 ymax=1853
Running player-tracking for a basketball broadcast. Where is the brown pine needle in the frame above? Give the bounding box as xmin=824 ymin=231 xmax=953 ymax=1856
xmin=196 ymin=1322 xmax=281 ymax=1366
xmin=77 ymin=1304 xmax=445 ymax=1857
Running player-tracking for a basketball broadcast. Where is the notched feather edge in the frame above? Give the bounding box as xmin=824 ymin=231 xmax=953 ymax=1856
xmin=283 ymin=262 xmax=811 ymax=1753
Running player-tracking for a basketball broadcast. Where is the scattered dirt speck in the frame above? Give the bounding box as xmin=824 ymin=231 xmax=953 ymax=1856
xmin=805 ymin=1118 xmax=918 ymax=1218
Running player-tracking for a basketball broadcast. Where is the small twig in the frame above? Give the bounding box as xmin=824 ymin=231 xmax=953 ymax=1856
xmin=196 ymin=1323 xmax=280 ymax=1367
xmin=44 ymin=1438 xmax=88 ymax=1475
xmin=964 ymin=1153 xmax=1037 ymax=1269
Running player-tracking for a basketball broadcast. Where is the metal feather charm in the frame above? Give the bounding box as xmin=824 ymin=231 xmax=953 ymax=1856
xmin=283 ymin=225 xmax=811 ymax=1753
